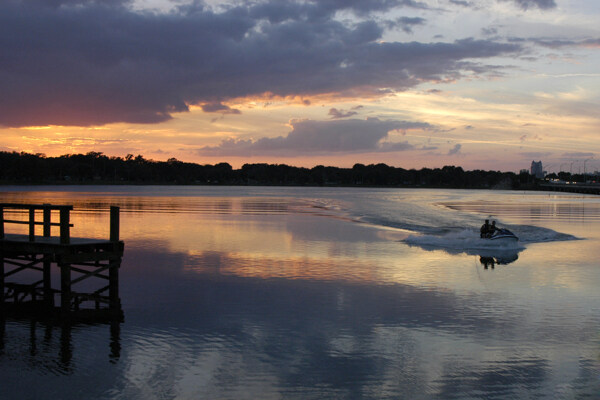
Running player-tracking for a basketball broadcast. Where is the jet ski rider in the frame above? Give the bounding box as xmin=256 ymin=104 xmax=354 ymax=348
xmin=480 ymin=220 xmax=490 ymax=238
xmin=480 ymin=219 xmax=498 ymax=238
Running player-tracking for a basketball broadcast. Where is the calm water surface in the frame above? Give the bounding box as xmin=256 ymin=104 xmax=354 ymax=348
xmin=1 ymin=186 xmax=599 ymax=399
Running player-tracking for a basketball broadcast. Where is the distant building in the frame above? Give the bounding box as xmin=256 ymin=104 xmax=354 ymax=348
xmin=530 ymin=160 xmax=544 ymax=179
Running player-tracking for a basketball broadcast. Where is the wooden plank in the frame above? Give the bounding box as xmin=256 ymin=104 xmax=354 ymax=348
xmin=57 ymin=251 xmax=123 ymax=264
xmin=2 ymin=219 xmax=72 ymax=227
xmin=0 ymin=203 xmax=73 ymax=211
xmin=69 ymin=265 xmax=111 ymax=284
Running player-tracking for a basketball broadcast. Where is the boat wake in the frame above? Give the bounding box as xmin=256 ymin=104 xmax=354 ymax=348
xmin=401 ymin=224 xmax=579 ymax=262
xmin=404 ymin=229 xmax=525 ymax=252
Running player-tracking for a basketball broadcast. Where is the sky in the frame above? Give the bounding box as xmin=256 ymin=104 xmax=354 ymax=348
xmin=1 ymin=0 xmax=599 ymax=172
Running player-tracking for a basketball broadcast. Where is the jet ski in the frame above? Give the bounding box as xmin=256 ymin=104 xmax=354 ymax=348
xmin=486 ymin=228 xmax=518 ymax=243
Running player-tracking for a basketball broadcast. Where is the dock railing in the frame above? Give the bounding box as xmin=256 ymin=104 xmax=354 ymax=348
xmin=0 ymin=203 xmax=120 ymax=244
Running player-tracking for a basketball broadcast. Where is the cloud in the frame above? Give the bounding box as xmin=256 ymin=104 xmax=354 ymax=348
xmin=23 ymin=0 xmax=131 ymax=7
xmin=519 ymin=151 xmax=551 ymax=158
xmin=328 ymin=108 xmax=358 ymax=119
xmin=532 ymin=38 xmax=600 ymax=49
xmin=201 ymin=103 xmax=241 ymax=114
xmin=0 ymin=0 xmax=522 ymax=127
xmin=449 ymin=0 xmax=473 ymax=6
xmin=196 ymin=118 xmax=432 ymax=156
xmin=448 ymin=143 xmax=462 ymax=155
xmin=561 ymin=152 xmax=595 ymax=159
xmin=385 ymin=17 xmax=427 ymax=34
xmin=482 ymin=27 xmax=498 ymax=36
xmin=503 ymin=0 xmax=556 ymax=10
xmin=247 ymin=0 xmax=429 ymax=22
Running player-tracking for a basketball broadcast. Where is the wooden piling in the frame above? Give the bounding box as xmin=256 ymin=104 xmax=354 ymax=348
xmin=0 ymin=206 xmax=4 ymax=239
xmin=43 ymin=204 xmax=51 ymax=238
xmin=60 ymin=207 xmax=70 ymax=245
xmin=29 ymin=208 xmax=35 ymax=242
xmin=0 ymin=249 xmax=4 ymax=309
xmin=110 ymin=206 xmax=120 ymax=242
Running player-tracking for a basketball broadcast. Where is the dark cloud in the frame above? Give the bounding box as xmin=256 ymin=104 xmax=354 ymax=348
xmin=504 ymin=0 xmax=557 ymax=10
xmin=328 ymin=108 xmax=358 ymax=119
xmin=448 ymin=143 xmax=462 ymax=155
xmin=22 ymin=0 xmax=131 ymax=7
xmin=532 ymin=38 xmax=600 ymax=49
xmin=448 ymin=0 xmax=473 ymax=6
xmin=196 ymin=118 xmax=432 ymax=156
xmin=248 ymin=0 xmax=428 ymax=22
xmin=482 ymin=27 xmax=498 ymax=36
xmin=201 ymin=103 xmax=241 ymax=114
xmin=0 ymin=0 xmax=522 ymax=127
xmin=386 ymin=17 xmax=427 ymax=34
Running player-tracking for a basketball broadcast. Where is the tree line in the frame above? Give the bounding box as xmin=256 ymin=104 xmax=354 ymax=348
xmin=0 ymin=151 xmax=534 ymax=188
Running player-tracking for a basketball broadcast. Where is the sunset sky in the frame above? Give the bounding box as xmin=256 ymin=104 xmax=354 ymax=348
xmin=1 ymin=0 xmax=599 ymax=172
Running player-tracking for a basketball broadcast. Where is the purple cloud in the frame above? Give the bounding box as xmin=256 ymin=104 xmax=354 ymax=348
xmin=0 ymin=0 xmax=522 ymax=127
xmin=328 ymin=108 xmax=358 ymax=119
xmin=196 ymin=118 xmax=432 ymax=156
xmin=448 ymin=143 xmax=462 ymax=155
xmin=201 ymin=103 xmax=241 ymax=114
xmin=508 ymin=0 xmax=556 ymax=10
xmin=385 ymin=17 xmax=427 ymax=34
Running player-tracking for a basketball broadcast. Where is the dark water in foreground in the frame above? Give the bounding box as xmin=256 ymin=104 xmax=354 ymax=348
xmin=1 ymin=186 xmax=599 ymax=399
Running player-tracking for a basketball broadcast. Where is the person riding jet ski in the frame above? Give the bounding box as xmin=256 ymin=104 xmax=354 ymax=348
xmin=480 ymin=219 xmax=518 ymax=242
xmin=480 ymin=219 xmax=491 ymax=238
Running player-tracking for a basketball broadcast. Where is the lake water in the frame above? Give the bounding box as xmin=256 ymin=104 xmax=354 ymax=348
xmin=1 ymin=186 xmax=599 ymax=399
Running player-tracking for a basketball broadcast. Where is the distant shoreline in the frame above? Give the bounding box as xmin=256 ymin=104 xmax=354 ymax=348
xmin=2 ymin=151 xmax=597 ymax=194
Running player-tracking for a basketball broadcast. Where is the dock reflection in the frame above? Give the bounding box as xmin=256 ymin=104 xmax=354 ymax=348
xmin=0 ymin=313 xmax=121 ymax=373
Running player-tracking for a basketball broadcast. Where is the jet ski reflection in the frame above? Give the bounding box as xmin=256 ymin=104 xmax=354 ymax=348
xmin=479 ymin=249 xmax=519 ymax=268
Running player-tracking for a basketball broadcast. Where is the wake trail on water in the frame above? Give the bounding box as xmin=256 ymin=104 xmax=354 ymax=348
xmin=403 ymin=224 xmax=578 ymax=250
xmin=404 ymin=229 xmax=524 ymax=251
xmin=305 ymin=197 xmax=580 ymax=250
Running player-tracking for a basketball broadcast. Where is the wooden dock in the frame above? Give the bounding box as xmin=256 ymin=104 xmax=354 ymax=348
xmin=0 ymin=203 xmax=124 ymax=321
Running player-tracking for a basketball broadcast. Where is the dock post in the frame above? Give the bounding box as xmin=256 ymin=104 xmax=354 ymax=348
xmin=43 ymin=204 xmax=51 ymax=238
xmin=0 ymin=205 xmax=4 ymax=239
xmin=60 ymin=208 xmax=70 ymax=245
xmin=0 ymin=250 xmax=4 ymax=309
xmin=110 ymin=206 xmax=120 ymax=242
xmin=109 ymin=206 xmax=121 ymax=313
xmin=60 ymin=263 xmax=71 ymax=315
xmin=29 ymin=208 xmax=35 ymax=242
xmin=42 ymin=205 xmax=53 ymax=307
